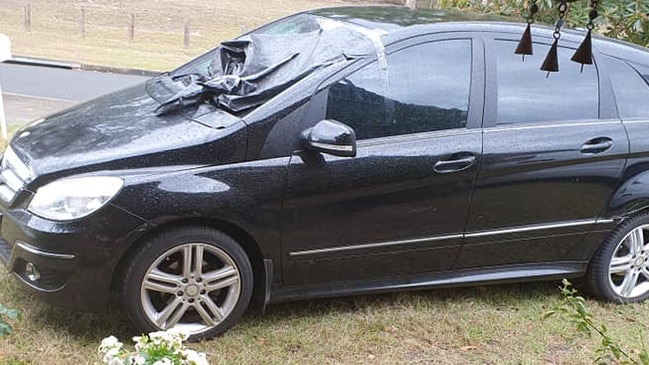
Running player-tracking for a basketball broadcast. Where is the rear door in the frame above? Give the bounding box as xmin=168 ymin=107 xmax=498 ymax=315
xmin=455 ymin=36 xmax=628 ymax=270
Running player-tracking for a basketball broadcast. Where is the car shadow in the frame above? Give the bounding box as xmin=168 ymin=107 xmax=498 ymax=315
xmin=30 ymin=280 xmax=569 ymax=341
xmin=234 ymin=280 xmax=570 ymax=332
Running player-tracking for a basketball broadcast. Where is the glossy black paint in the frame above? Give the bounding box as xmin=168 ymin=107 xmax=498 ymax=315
xmin=300 ymin=119 xmax=357 ymax=157
xmin=2 ymin=6 xmax=649 ymax=314
xmin=282 ymin=130 xmax=480 ymax=285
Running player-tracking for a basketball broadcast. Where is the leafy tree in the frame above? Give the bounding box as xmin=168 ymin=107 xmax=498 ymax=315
xmin=426 ymin=0 xmax=649 ymax=46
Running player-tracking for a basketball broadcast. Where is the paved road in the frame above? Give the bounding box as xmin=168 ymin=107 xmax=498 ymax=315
xmin=0 ymin=63 xmax=151 ymax=124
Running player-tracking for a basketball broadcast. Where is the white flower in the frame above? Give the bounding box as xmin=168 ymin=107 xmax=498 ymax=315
xmin=152 ymin=359 xmax=173 ymax=365
xmin=99 ymin=335 xmax=123 ymax=353
xmin=167 ymin=327 xmax=190 ymax=342
xmin=108 ymin=358 xmax=125 ymax=365
xmin=148 ymin=331 xmax=168 ymax=341
xmin=100 ymin=330 xmax=207 ymax=365
xmin=182 ymin=349 xmax=209 ymax=365
xmin=129 ymin=354 xmax=146 ymax=365
xmin=102 ymin=347 xmax=122 ymax=364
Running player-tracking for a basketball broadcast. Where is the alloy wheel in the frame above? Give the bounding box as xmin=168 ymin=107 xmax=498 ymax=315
xmin=608 ymin=224 xmax=649 ymax=299
xmin=140 ymin=242 xmax=242 ymax=335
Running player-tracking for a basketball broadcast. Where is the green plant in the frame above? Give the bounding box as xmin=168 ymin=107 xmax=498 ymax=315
xmin=435 ymin=0 xmax=649 ymax=47
xmin=99 ymin=329 xmax=209 ymax=365
xmin=0 ymin=302 xmax=19 ymax=337
xmin=544 ymin=279 xmax=649 ymax=365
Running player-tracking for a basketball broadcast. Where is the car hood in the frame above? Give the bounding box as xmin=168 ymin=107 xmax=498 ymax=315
xmin=9 ymin=82 xmax=246 ymax=181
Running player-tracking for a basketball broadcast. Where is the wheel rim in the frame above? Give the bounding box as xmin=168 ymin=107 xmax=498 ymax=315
xmin=608 ymin=224 xmax=649 ymax=299
xmin=140 ymin=243 xmax=241 ymax=335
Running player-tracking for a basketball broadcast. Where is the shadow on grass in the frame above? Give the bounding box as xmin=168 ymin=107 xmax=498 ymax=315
xmin=27 ymin=304 xmax=132 ymax=344
xmin=25 ymin=280 xmax=564 ymax=341
xmin=238 ymin=280 xmax=563 ymax=328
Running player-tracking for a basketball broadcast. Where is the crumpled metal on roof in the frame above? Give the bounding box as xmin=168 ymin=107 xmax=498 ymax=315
xmin=155 ymin=23 xmax=382 ymax=115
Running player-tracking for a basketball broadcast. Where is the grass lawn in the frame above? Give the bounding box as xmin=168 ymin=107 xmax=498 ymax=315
xmin=2 ymin=1 xmax=649 ymax=364
xmin=2 ymin=266 xmax=649 ymax=364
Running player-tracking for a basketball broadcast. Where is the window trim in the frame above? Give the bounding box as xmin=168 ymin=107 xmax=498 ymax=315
xmin=482 ymin=33 xmax=617 ymax=128
xmin=310 ymin=32 xmax=485 ymax=142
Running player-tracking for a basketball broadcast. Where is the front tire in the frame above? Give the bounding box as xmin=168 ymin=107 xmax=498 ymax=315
xmin=588 ymin=213 xmax=649 ymax=303
xmin=121 ymin=226 xmax=253 ymax=340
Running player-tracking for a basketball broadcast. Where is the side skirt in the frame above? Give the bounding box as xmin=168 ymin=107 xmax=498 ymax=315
xmin=269 ymin=261 xmax=587 ymax=303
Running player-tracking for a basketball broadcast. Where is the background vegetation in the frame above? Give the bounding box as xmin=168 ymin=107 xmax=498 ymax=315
xmin=435 ymin=0 xmax=649 ymax=46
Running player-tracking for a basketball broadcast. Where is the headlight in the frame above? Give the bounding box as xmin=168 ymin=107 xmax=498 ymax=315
xmin=28 ymin=177 xmax=124 ymax=221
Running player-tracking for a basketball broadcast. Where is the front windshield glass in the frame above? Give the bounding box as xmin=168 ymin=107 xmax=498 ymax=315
xmin=171 ymin=14 xmax=361 ymax=77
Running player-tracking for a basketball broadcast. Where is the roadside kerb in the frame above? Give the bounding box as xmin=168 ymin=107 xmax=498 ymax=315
xmin=6 ymin=55 xmax=160 ymax=77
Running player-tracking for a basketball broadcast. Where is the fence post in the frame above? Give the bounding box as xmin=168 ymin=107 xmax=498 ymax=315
xmin=183 ymin=20 xmax=190 ymax=49
xmin=24 ymin=4 xmax=31 ymax=33
xmin=79 ymin=9 xmax=85 ymax=38
xmin=128 ymin=14 xmax=135 ymax=42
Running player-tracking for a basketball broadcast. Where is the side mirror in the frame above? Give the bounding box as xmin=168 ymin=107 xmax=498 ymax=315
xmin=300 ymin=120 xmax=357 ymax=157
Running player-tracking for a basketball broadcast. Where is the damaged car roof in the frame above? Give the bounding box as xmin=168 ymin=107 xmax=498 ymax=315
xmin=307 ymin=6 xmax=511 ymax=32
xmin=150 ymin=6 xmax=509 ymax=116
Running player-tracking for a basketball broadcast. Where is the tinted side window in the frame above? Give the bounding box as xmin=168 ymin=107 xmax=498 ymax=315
xmin=495 ymin=41 xmax=599 ymax=125
xmin=326 ymin=40 xmax=472 ymax=140
xmin=602 ymin=56 xmax=649 ymax=119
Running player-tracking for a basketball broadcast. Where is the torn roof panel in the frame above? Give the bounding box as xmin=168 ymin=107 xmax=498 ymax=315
xmin=153 ymin=14 xmax=383 ymax=115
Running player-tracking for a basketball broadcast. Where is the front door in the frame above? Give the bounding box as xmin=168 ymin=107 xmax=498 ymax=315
xmin=280 ymin=37 xmax=484 ymax=287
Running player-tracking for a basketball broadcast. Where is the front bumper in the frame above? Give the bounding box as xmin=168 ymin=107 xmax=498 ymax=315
xmin=0 ymin=203 xmax=148 ymax=310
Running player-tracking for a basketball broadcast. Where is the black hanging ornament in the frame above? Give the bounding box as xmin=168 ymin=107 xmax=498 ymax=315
xmin=515 ymin=0 xmax=539 ymax=60
xmin=540 ymin=41 xmax=559 ymax=73
xmin=541 ymin=1 xmax=568 ymax=76
xmin=571 ymin=0 xmax=599 ymax=71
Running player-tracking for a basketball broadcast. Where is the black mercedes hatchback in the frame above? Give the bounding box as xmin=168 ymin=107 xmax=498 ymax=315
xmin=3 ymin=6 xmax=649 ymax=339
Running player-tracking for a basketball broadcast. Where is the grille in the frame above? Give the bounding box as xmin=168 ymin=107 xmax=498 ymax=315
xmin=0 ymin=147 xmax=31 ymax=203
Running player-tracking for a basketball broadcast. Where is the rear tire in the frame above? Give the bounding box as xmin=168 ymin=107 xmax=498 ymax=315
xmin=120 ymin=226 xmax=253 ymax=340
xmin=587 ymin=213 xmax=649 ymax=303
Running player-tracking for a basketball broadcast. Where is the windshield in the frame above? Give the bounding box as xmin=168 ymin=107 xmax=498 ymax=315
xmin=170 ymin=14 xmax=375 ymax=76
xmin=171 ymin=14 xmax=366 ymax=77
xmin=148 ymin=13 xmax=383 ymax=115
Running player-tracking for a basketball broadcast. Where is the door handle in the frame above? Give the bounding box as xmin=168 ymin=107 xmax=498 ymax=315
xmin=434 ymin=154 xmax=476 ymax=173
xmin=580 ymin=137 xmax=614 ymax=154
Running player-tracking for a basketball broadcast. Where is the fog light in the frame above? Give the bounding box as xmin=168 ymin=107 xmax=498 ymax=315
xmin=25 ymin=262 xmax=41 ymax=282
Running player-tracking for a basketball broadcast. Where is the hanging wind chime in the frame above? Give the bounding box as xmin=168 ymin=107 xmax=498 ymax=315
xmin=514 ymin=0 xmax=538 ymax=60
xmin=540 ymin=0 xmax=568 ymax=75
xmin=571 ymin=0 xmax=600 ymax=71
xmin=514 ymin=0 xmax=600 ymax=75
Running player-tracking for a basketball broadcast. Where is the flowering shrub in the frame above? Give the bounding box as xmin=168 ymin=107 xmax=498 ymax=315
xmin=98 ymin=329 xmax=209 ymax=365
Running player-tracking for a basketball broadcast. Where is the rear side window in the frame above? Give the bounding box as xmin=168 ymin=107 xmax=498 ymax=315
xmin=494 ymin=40 xmax=599 ymax=125
xmin=603 ymin=56 xmax=649 ymax=119
xmin=326 ymin=39 xmax=472 ymax=140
